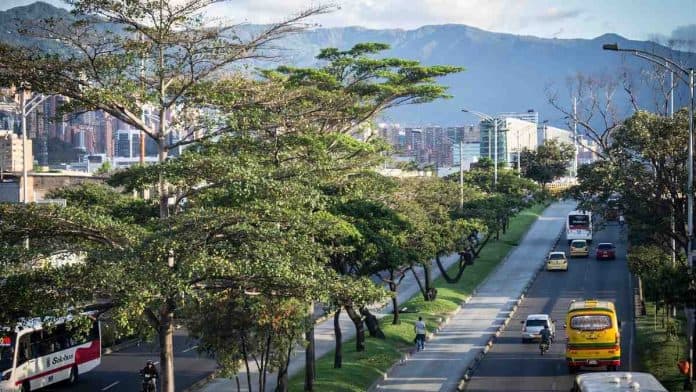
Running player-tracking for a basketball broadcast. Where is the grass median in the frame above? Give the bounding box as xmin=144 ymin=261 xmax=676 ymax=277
xmin=288 ymin=202 xmax=548 ymax=392
xmin=634 ymin=301 xmax=689 ymax=391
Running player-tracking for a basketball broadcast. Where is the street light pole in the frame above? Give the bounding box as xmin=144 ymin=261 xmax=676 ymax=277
xmin=494 ymin=118 xmax=498 ymax=187
xmin=603 ymin=43 xmax=695 ymax=388
xmin=573 ymin=96 xmax=579 ymax=177
xmin=459 ymin=133 xmax=464 ymax=209
xmin=20 ymin=90 xmax=27 ymax=203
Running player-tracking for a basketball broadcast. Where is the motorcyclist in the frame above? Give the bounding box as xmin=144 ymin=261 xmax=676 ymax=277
xmin=140 ymin=360 xmax=158 ymax=392
xmin=539 ymin=324 xmax=552 ymax=352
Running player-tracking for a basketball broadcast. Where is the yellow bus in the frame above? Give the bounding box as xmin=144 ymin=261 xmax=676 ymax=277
xmin=565 ymin=299 xmax=621 ymax=373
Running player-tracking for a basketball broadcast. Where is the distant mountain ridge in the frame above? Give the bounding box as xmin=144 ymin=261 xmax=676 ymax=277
xmin=2 ymin=2 xmax=694 ymax=127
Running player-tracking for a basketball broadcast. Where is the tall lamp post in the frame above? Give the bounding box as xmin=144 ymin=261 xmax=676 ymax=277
xmin=603 ymin=42 xmax=695 ymax=387
xmin=17 ymin=88 xmax=50 ymax=203
xmin=444 ymin=130 xmax=465 ymax=209
xmin=462 ymin=109 xmax=506 ymax=188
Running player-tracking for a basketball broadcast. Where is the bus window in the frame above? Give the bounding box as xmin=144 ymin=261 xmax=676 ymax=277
xmin=569 ymin=215 xmax=590 ymax=228
xmin=17 ymin=334 xmax=32 ymax=365
xmin=570 ymin=315 xmax=611 ymax=331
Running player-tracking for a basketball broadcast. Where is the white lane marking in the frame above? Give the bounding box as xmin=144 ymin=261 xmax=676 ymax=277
xmin=182 ymin=345 xmax=198 ymax=353
xmin=101 ymin=381 xmax=120 ymax=391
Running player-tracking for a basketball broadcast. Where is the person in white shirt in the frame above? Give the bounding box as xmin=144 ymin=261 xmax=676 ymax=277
xmin=414 ymin=316 xmax=426 ymax=351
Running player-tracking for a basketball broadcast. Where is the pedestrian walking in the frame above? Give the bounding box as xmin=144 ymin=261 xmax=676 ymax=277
xmin=414 ymin=316 xmax=426 ymax=351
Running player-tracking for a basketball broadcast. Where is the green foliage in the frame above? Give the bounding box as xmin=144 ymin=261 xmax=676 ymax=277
xmin=520 ymin=139 xmax=574 ymax=186
xmin=574 ymin=110 xmax=690 ymax=255
xmin=288 ymin=203 xmax=546 ymax=391
xmin=634 ymin=301 xmax=689 ymax=391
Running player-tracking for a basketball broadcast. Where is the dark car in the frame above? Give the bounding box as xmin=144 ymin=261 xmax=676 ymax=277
xmin=595 ymin=243 xmax=616 ymax=260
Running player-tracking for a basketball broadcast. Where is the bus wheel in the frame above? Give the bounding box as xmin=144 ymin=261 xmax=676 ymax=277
xmin=567 ymin=365 xmax=577 ymax=374
xmin=67 ymin=366 xmax=79 ymax=385
xmin=21 ymin=382 xmax=31 ymax=392
xmin=608 ymin=365 xmax=617 ymax=371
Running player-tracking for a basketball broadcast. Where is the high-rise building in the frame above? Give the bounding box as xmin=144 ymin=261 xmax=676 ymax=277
xmin=0 ymin=130 xmax=32 ymax=173
xmin=115 ymin=129 xmax=140 ymax=158
xmin=480 ymin=117 xmax=537 ymax=166
xmin=539 ymin=125 xmax=573 ymax=146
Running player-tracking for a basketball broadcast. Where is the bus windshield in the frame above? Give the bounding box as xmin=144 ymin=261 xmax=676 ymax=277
xmin=0 ymin=334 xmax=15 ymax=373
xmin=569 ymin=215 xmax=590 ymax=228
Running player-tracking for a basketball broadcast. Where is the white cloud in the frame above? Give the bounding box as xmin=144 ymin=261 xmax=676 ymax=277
xmin=204 ymin=0 xmax=561 ymax=32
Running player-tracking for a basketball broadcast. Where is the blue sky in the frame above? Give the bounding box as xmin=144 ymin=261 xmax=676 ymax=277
xmin=2 ymin=0 xmax=694 ymax=42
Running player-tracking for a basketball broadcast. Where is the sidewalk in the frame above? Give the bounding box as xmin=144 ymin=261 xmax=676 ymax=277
xmin=201 ymin=201 xmax=573 ymax=392
xmin=372 ymin=200 xmax=574 ymax=391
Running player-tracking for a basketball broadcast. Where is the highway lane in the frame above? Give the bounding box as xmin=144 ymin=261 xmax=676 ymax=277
xmin=465 ymin=222 xmax=634 ymax=392
xmin=45 ymin=329 xmax=217 ymax=392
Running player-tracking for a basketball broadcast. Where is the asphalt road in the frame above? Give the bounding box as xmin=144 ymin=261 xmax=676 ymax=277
xmin=44 ymin=329 xmax=218 ymax=392
xmin=465 ymin=221 xmax=635 ymax=392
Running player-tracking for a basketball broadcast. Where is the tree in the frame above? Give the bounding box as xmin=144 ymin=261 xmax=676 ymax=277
xmin=572 ymin=110 xmax=690 ymax=256
xmin=94 ymin=160 xmax=112 ymax=176
xmin=0 ymin=2 xmax=332 ymax=390
xmin=520 ymin=139 xmax=574 ymax=188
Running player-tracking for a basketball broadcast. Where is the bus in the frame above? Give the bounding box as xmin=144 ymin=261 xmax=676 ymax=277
xmin=565 ymin=299 xmax=620 ymax=373
xmin=571 ymin=372 xmax=667 ymax=392
xmin=567 ymin=210 xmax=592 ymax=244
xmin=0 ymin=314 xmax=101 ymax=391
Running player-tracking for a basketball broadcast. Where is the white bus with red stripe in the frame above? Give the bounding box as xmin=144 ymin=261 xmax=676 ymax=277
xmin=566 ymin=210 xmax=592 ymax=244
xmin=0 ymin=314 xmax=101 ymax=391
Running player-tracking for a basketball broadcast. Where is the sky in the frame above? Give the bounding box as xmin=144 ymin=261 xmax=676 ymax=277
xmin=2 ymin=0 xmax=695 ymax=42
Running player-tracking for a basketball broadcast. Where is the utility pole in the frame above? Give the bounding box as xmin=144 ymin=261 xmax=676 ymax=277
xmin=20 ymin=90 xmax=27 ymax=203
xmin=573 ymin=96 xmax=578 ymax=177
xmin=459 ymin=134 xmax=464 ymax=210
xmin=493 ymin=119 xmax=498 ymax=188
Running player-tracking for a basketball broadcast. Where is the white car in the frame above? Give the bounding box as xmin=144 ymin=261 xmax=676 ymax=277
xmin=521 ymin=314 xmax=555 ymax=343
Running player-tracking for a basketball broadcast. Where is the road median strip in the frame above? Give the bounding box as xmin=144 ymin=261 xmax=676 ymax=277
xmin=457 ymin=222 xmax=564 ymax=390
xmin=286 ymin=203 xmax=550 ymax=392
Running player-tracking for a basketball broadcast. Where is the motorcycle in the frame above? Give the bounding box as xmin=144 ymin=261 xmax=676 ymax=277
xmin=539 ymin=340 xmax=550 ymax=355
xmin=141 ymin=372 xmax=158 ymax=392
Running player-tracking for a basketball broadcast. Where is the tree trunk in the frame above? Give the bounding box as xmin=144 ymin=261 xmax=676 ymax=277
xmin=304 ymin=326 xmax=315 ymax=391
xmin=333 ymin=309 xmax=342 ymax=368
xmin=241 ymin=335 xmax=252 ymax=392
xmin=423 ymin=262 xmax=433 ymax=301
xmin=361 ymin=307 xmax=384 ymax=339
xmin=344 ymin=305 xmax=365 ymax=352
xmin=276 ymin=337 xmax=294 ymax=392
xmin=390 ymin=281 xmax=399 ymax=325
xmin=410 ymin=267 xmax=426 ymax=300
xmin=159 ymin=310 xmax=175 ymax=392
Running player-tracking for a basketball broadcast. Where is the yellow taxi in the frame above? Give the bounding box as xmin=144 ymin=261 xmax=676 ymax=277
xmin=546 ymin=251 xmax=568 ymax=271
xmin=569 ymin=240 xmax=589 ymax=257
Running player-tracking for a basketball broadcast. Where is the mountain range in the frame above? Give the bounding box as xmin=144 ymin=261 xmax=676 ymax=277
xmin=1 ymin=2 xmax=694 ymax=127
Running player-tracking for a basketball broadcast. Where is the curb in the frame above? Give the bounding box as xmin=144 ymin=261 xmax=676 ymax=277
xmin=457 ymin=224 xmax=565 ymax=391
xmin=182 ymin=370 xmax=223 ymax=392
xmin=370 ymin=205 xmax=561 ymax=392
xmin=102 ymin=338 xmax=141 ymax=355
